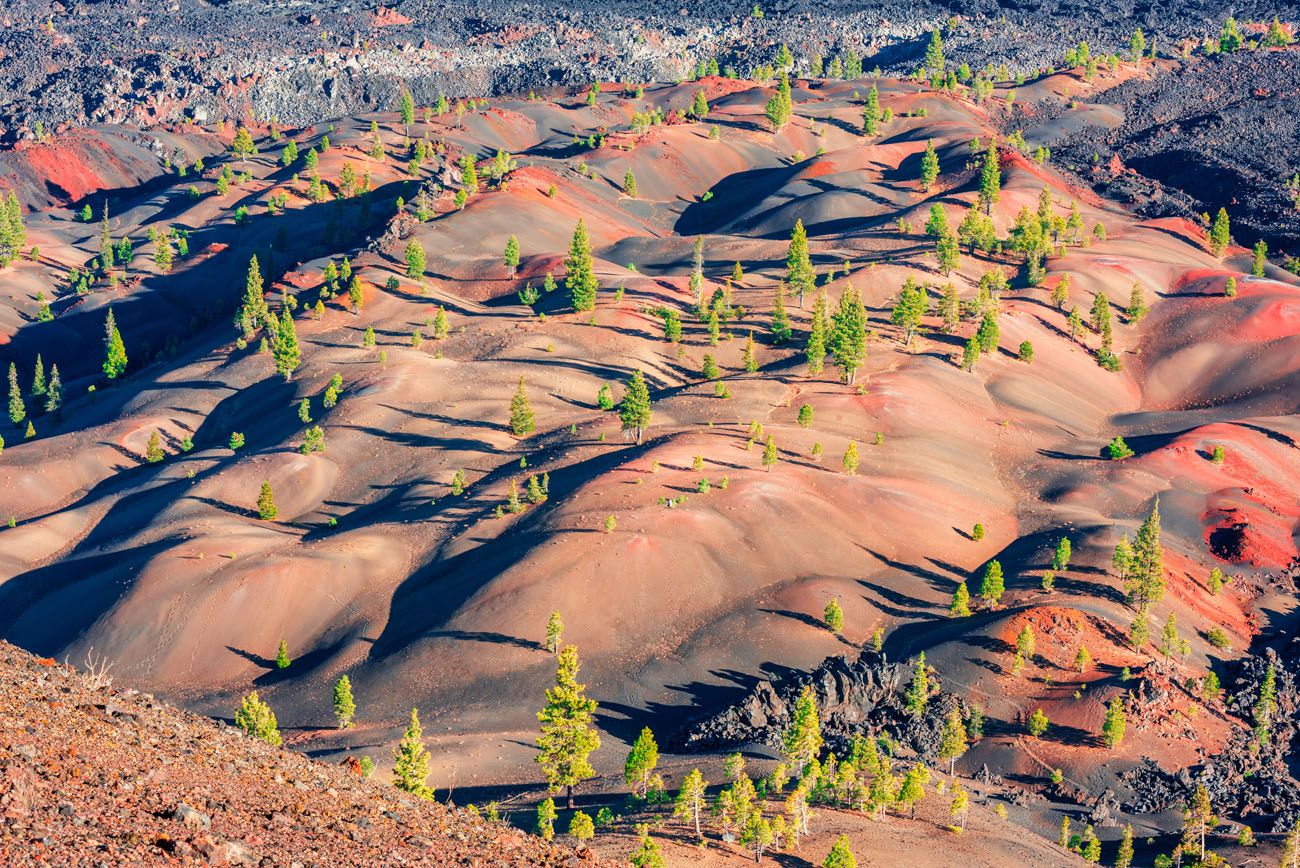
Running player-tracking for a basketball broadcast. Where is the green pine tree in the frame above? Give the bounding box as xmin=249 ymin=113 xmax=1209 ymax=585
xmin=273 ymin=308 xmax=300 ymax=381
xmin=979 ymin=560 xmax=1005 ymax=606
xmin=234 ymin=691 xmax=281 ymax=746
xmin=829 ymin=284 xmax=867 ymax=384
xmin=536 ymin=645 xmax=601 ymax=808
xmin=785 ymin=220 xmax=814 ymax=306
xmin=950 ymin=581 xmax=971 ymax=617
xmin=823 ymin=834 xmax=857 ymax=868
xmin=257 ymin=480 xmax=277 ymax=519
xmin=1209 ymin=208 xmax=1231 ymax=256
xmin=405 ymin=239 xmax=426 ymax=279
xmin=906 ymin=652 xmax=930 ymax=716
xmin=862 ymin=84 xmax=881 ymax=135
xmin=624 ymin=727 xmax=660 ymax=799
xmin=509 ymin=376 xmax=535 ymax=436
xmin=333 ymin=674 xmax=356 ymax=728
xmin=393 ymin=708 xmax=433 ymax=798
xmin=920 ymin=139 xmax=940 ymax=190
xmin=618 ymin=370 xmax=652 ymax=444
xmin=978 ymin=140 xmax=1000 ymax=213
xmin=771 ymin=282 xmax=792 ymax=343
xmin=103 ymin=308 xmax=128 ymax=379
xmin=782 ymin=685 xmax=823 ymax=776
xmin=565 ymin=220 xmax=599 ymax=311
xmin=7 ymin=362 xmax=24 ymax=425
xmin=274 ymin=639 xmax=290 ymax=669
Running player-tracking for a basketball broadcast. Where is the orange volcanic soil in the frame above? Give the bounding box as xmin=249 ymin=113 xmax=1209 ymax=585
xmin=0 ymin=71 xmax=1296 ymax=862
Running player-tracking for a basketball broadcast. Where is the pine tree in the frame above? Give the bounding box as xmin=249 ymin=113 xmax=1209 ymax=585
xmin=1127 ymin=501 xmax=1165 ymax=609
xmin=1265 ymin=16 xmax=1295 ymax=47
xmin=762 ymin=435 xmax=778 ymax=470
xmin=504 ymin=235 xmax=520 ymax=275
xmin=565 ymin=220 xmax=599 ymax=311
xmin=938 ymin=706 xmax=968 ymax=773
xmin=1102 ymin=696 xmax=1126 ymax=748
xmin=936 ymin=231 xmax=960 ymax=276
xmin=782 ymin=685 xmax=822 ymax=776
xmin=837 ymin=440 xmax=858 ymax=476
xmin=29 ymin=356 xmax=44 ymax=400
xmin=568 ymin=811 xmax=595 ymax=840
xmin=976 ymin=310 xmax=999 ymax=353
xmin=960 ymin=336 xmax=980 ymax=371
xmin=829 ymin=284 xmax=867 ymax=384
xmin=906 ymin=652 xmax=930 ymax=716
xmin=979 ymin=560 xmax=1005 ymax=606
xmin=1159 ymin=612 xmax=1179 ymax=662
xmin=622 ymin=170 xmax=638 ymax=198
xmin=545 ymin=610 xmax=563 ymax=655
xmin=1115 ymin=823 xmax=1135 ymax=868
xmin=405 ymin=239 xmax=426 ymax=279
xmin=1017 ymin=624 xmax=1036 ymax=661
xmin=535 ymin=797 xmax=556 ymax=840
xmin=691 ymin=90 xmax=710 ymax=119
xmin=765 ymin=72 xmax=794 ymax=130
xmin=978 ymin=140 xmax=1000 ymax=214
xmin=673 ymin=768 xmax=709 ymax=838
xmin=145 ymin=430 xmax=164 ymax=463
xmin=897 ymin=763 xmax=929 ymax=818
xmin=509 ymin=377 xmax=535 ymax=437
xmin=273 ymin=639 xmax=290 ymax=669
xmin=1052 ymin=536 xmax=1072 ymax=571
xmin=920 ymin=139 xmax=940 ymax=190
xmin=770 ymin=282 xmax=792 ymax=344
xmin=536 ymin=645 xmax=601 ymax=808
xmin=630 ymin=828 xmax=666 ymax=868
xmin=1209 ymin=208 xmax=1230 ymax=256
xmin=785 ymin=220 xmax=814 ymax=306
xmin=618 ymin=370 xmax=652 ymax=444
xmin=1253 ymin=239 xmax=1268 ymax=277
xmin=257 ymin=480 xmax=277 ymax=520
xmin=1254 ymin=663 xmax=1277 ymax=744
xmin=44 ymin=365 xmax=61 ymax=415
xmin=1280 ymin=818 xmax=1300 ymax=868
xmin=950 ymin=581 xmax=971 ymax=617
xmin=231 ymin=127 xmax=257 ymax=161
xmin=399 ymin=88 xmax=416 ymax=132
xmin=925 ymin=28 xmax=946 ymax=73
xmin=273 ymin=308 xmax=300 ymax=381
xmin=824 ymin=598 xmax=844 ymax=632
xmin=103 ymin=308 xmax=128 ymax=379
xmin=238 ymin=254 xmax=269 ymax=335
xmin=806 ymin=289 xmax=828 ymax=373
xmin=393 ymin=708 xmax=433 ymax=798
xmin=1181 ymin=785 xmax=1217 ymax=863
xmin=742 ymin=331 xmax=758 ymax=372
xmin=823 ymin=835 xmax=857 ymax=868
xmin=1028 ymin=707 xmax=1049 ymax=737
xmin=7 ymin=362 xmax=24 ymax=425
xmin=234 ymin=691 xmax=282 ymax=746
xmin=950 ymin=781 xmax=969 ymax=831
xmin=890 ymin=278 xmax=927 ymax=345
xmin=1051 ymin=274 xmax=1071 ymax=308
xmin=862 ymin=84 xmax=881 ymax=135
xmin=624 ymin=727 xmax=659 ymax=799
xmin=333 ymin=674 xmax=356 ymax=728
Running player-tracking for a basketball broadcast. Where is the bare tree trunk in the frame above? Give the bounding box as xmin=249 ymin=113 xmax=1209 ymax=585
xmin=566 ymin=785 xmax=574 ymax=810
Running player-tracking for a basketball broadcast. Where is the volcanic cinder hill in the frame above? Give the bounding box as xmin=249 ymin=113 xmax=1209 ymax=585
xmin=0 ymin=14 xmax=1298 ymax=868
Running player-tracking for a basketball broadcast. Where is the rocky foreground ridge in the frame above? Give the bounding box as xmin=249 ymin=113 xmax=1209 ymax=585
xmin=0 ymin=641 xmax=603 ymax=866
